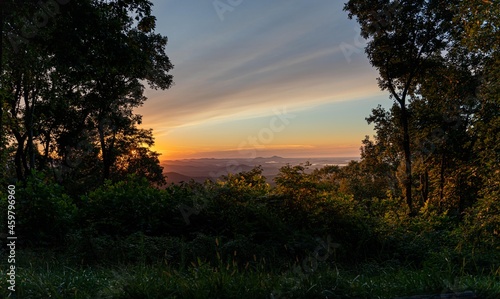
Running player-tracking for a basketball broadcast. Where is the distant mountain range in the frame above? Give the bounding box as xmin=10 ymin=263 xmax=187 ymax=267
xmin=163 ymin=172 xmax=209 ymax=184
xmin=161 ymin=156 xmax=359 ymax=185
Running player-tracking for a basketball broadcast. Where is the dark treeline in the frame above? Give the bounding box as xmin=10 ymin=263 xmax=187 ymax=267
xmin=0 ymin=1 xmax=499 ymax=298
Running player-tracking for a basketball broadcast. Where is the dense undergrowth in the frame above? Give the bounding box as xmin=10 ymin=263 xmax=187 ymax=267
xmin=0 ymin=167 xmax=499 ymax=298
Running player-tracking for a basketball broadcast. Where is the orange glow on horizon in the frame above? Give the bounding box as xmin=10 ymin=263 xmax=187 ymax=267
xmin=151 ymin=143 xmax=362 ymax=161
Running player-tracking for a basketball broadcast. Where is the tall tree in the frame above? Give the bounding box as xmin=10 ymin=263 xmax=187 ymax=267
xmin=59 ymin=0 xmax=171 ymax=182
xmin=1 ymin=0 xmax=173 ymax=184
xmin=344 ymin=0 xmax=459 ymax=215
xmin=1 ymin=0 xmax=53 ymax=180
xmin=411 ymin=45 xmax=481 ymax=213
xmin=455 ymin=0 xmax=500 ymax=249
xmin=460 ymin=0 xmax=500 ymax=209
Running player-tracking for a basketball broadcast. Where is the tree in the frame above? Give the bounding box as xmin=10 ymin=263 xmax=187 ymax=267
xmin=410 ymin=43 xmax=481 ymax=214
xmin=1 ymin=0 xmax=173 ymax=185
xmin=46 ymin=0 xmax=173 ymax=183
xmin=217 ymin=166 xmax=270 ymax=198
xmin=458 ymin=0 xmax=499 ymax=53
xmin=1 ymin=0 xmax=55 ymax=180
xmin=344 ymin=0 xmax=460 ymax=214
xmin=345 ymin=0 xmax=500 ymax=217
xmin=459 ymin=0 xmax=500 ymax=216
xmin=111 ymin=128 xmax=166 ymax=186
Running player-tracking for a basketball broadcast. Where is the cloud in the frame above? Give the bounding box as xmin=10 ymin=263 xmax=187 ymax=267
xmin=138 ymin=1 xmax=382 ymax=159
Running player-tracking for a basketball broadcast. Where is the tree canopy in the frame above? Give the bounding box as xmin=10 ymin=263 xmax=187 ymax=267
xmin=344 ymin=0 xmax=499 ymax=216
xmin=0 ymin=0 xmax=173 ymax=188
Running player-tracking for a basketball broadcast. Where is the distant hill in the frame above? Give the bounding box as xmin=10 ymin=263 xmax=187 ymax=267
xmin=255 ymin=155 xmax=284 ymax=160
xmin=164 ymin=172 xmax=211 ymax=184
xmin=161 ymin=157 xmax=360 ymax=185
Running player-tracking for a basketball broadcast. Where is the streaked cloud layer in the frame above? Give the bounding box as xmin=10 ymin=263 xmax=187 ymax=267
xmin=137 ymin=1 xmax=389 ymax=159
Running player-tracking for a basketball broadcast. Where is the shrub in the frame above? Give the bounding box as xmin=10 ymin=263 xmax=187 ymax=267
xmin=216 ymin=166 xmax=271 ymax=201
xmin=12 ymin=171 xmax=77 ymax=246
xmin=457 ymin=193 xmax=500 ymax=271
xmin=79 ymin=175 xmax=166 ymax=237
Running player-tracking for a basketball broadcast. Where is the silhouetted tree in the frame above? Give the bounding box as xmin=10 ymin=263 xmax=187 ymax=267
xmin=345 ymin=0 xmax=461 ymax=214
xmin=1 ymin=0 xmax=173 ymax=185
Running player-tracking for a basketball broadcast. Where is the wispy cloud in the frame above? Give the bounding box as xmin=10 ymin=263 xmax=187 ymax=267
xmin=138 ymin=1 xmax=383 ymax=159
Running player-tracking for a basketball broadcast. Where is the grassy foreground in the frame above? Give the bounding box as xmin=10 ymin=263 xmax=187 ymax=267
xmin=1 ymin=250 xmax=499 ymax=299
xmin=1 ymin=173 xmax=499 ymax=298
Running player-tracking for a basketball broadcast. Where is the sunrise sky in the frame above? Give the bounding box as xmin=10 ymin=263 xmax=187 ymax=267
xmin=136 ymin=0 xmax=391 ymax=160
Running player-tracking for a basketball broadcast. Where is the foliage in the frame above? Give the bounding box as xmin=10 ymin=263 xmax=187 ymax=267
xmin=80 ymin=175 xmax=166 ymax=237
xmin=344 ymin=0 xmax=499 ymax=222
xmin=0 ymin=162 xmax=498 ymax=297
xmin=344 ymin=0 xmax=462 ymax=213
xmin=0 ymin=0 xmax=172 ymax=185
xmin=0 ymin=1 xmax=499 ymax=298
xmin=216 ymin=165 xmax=271 ymax=200
xmin=459 ymin=193 xmax=500 ymax=268
xmin=10 ymin=171 xmax=77 ymax=246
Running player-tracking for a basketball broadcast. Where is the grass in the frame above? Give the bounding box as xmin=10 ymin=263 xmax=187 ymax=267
xmin=1 ymin=250 xmax=499 ymax=299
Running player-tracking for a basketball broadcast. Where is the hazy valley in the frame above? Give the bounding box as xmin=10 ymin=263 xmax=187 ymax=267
xmin=162 ymin=156 xmax=359 ymax=185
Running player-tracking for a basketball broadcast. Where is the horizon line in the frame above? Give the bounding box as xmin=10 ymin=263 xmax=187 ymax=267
xmin=161 ymin=155 xmax=362 ymax=161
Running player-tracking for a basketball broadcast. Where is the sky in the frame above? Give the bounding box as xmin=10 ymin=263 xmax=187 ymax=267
xmin=136 ymin=0 xmax=391 ymax=160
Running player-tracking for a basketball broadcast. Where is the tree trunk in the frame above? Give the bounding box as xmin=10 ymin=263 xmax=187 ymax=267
xmin=401 ymin=104 xmax=414 ymax=215
xmin=420 ymin=168 xmax=429 ymax=205
xmin=25 ymin=89 xmax=35 ymax=173
xmin=439 ymin=151 xmax=446 ymax=211
xmin=12 ymin=130 xmax=27 ymax=181
xmin=41 ymin=130 xmax=51 ymax=170
xmin=97 ymin=120 xmax=109 ymax=181
xmin=98 ymin=118 xmax=117 ymax=181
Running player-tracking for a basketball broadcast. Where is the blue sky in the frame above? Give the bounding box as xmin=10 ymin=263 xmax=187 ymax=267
xmin=136 ymin=0 xmax=390 ymax=159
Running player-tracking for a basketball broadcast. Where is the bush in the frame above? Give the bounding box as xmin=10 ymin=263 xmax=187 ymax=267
xmin=456 ymin=194 xmax=500 ymax=272
xmin=375 ymin=206 xmax=459 ymax=266
xmin=12 ymin=172 xmax=77 ymax=246
xmin=79 ymin=175 xmax=167 ymax=237
xmin=215 ymin=166 xmax=271 ymax=201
